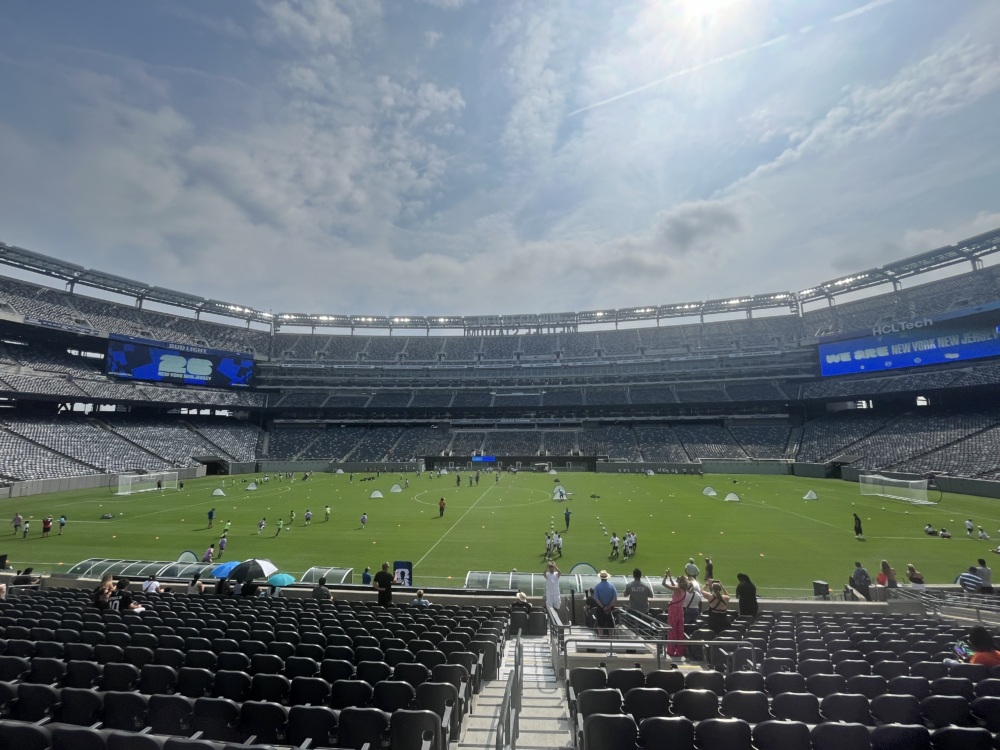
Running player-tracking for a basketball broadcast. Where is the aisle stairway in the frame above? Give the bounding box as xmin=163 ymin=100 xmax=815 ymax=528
xmin=458 ymin=636 xmax=573 ymax=750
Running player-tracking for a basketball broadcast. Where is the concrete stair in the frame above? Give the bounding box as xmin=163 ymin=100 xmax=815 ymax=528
xmin=458 ymin=636 xmax=573 ymax=750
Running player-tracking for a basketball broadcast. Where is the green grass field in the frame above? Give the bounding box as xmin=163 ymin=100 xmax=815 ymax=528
xmin=4 ymin=471 xmax=998 ymax=594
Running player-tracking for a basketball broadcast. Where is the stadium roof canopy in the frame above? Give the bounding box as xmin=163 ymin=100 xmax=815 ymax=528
xmin=2 ymin=226 xmax=998 ymax=332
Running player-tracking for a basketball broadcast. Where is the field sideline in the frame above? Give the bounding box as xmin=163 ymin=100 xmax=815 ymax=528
xmin=3 ymin=471 xmax=998 ymax=594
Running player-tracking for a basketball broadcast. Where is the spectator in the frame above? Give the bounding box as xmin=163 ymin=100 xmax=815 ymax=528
xmin=683 ymin=575 xmax=703 ymax=624
xmin=109 ymin=579 xmax=143 ymax=612
xmin=957 ymin=566 xmax=984 ymax=593
xmin=411 ymin=590 xmax=431 ymax=606
xmin=543 ymin=562 xmax=561 ymax=610
xmin=592 ymin=570 xmax=618 ymax=637
xmin=11 ymin=567 xmax=40 ymax=586
xmin=361 ymin=566 xmax=372 ymax=586
xmin=187 ymin=573 xmax=205 ymax=595
xmin=511 ymin=591 xmax=532 ymax=613
xmin=142 ymin=575 xmax=163 ymax=594
xmin=661 ymin=569 xmax=688 ymax=657
xmin=624 ymin=568 xmax=653 ymax=614
xmin=967 ymin=626 xmax=1000 ymax=666
xmin=373 ymin=562 xmax=394 ymax=606
xmin=735 ymin=573 xmax=759 ymax=618
xmin=312 ymin=576 xmax=333 ymax=601
xmin=906 ymin=564 xmax=926 ymax=589
xmin=850 ymin=561 xmax=872 ymax=601
xmin=877 ymin=560 xmax=898 ymax=588
xmin=702 ymin=579 xmax=731 ymax=633
xmin=977 ymin=558 xmax=994 ymax=594
xmin=93 ymin=573 xmax=114 ymax=610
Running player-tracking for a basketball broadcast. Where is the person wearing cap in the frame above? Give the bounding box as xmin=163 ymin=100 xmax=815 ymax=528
xmin=593 ymin=570 xmax=617 ymax=636
xmin=684 ymin=558 xmax=700 ymax=578
xmin=512 ymin=591 xmax=532 ymax=613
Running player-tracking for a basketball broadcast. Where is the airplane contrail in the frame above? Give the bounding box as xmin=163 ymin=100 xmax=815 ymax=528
xmin=567 ymin=0 xmax=900 ymax=117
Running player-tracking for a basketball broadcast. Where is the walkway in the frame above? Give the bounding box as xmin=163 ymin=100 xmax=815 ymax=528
xmin=458 ymin=635 xmax=573 ymax=750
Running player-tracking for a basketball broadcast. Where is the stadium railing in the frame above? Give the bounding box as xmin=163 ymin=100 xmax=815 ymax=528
xmin=891 ymin=586 xmax=1000 ymax=625
xmin=550 ymin=603 xmax=759 ymax=672
xmin=496 ymin=632 xmax=523 ymax=750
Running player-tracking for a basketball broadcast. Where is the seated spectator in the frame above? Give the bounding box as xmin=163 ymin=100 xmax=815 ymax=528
xmin=968 ymin=626 xmax=1000 ymax=667
xmin=512 ymin=591 xmax=532 ymax=613
xmin=312 ymin=576 xmax=333 ymax=600
xmin=11 ymin=567 xmax=40 ymax=586
xmin=187 ymin=573 xmax=205 ymax=595
xmin=93 ymin=573 xmax=114 ymax=609
xmin=142 ymin=575 xmax=163 ymax=594
xmin=957 ymin=566 xmax=983 ymax=593
xmin=411 ymin=590 xmax=431 ymax=606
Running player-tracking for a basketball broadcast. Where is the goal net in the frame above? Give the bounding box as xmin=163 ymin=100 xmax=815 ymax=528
xmin=116 ymin=471 xmax=179 ymax=496
xmin=859 ymin=473 xmax=933 ymax=505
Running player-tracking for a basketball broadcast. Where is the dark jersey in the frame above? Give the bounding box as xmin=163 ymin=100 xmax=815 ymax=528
xmin=108 ymin=590 xmax=134 ymax=612
xmin=373 ymin=570 xmax=394 ymax=605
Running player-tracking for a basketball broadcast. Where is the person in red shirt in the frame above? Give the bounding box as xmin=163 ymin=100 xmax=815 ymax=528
xmin=968 ymin=626 xmax=1000 ymax=667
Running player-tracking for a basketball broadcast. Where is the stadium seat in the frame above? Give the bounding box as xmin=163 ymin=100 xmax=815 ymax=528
xmin=752 ymin=719 xmax=811 ymax=750
xmin=811 ymin=721 xmax=873 ymax=750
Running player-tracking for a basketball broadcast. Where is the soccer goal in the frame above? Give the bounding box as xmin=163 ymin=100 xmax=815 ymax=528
xmin=859 ymin=473 xmax=935 ymax=505
xmin=116 ymin=471 xmax=179 ymax=496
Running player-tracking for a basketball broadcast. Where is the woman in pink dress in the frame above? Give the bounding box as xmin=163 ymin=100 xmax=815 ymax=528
xmin=661 ymin=569 xmax=688 ymax=657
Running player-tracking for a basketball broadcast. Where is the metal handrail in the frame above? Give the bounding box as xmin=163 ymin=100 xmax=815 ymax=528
xmin=496 ymin=632 xmax=523 ymax=750
xmin=560 ymin=636 xmax=758 ymax=671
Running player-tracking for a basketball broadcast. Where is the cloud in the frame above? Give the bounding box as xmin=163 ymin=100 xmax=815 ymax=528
xmin=739 ymin=38 xmax=1000 ymax=183
xmin=424 ymin=30 xmax=443 ymax=49
xmin=417 ymin=0 xmax=468 ymax=8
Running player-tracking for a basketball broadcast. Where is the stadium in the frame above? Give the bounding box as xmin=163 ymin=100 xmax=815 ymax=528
xmin=1 ymin=228 xmax=1000 ymax=745
xmin=5 ymin=1 xmax=1000 ymax=747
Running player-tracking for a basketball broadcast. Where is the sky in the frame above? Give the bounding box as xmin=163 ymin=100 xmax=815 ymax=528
xmin=1 ymin=0 xmax=999 ymax=320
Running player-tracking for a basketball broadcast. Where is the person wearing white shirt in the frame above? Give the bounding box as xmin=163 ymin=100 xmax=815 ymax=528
xmin=142 ymin=576 xmax=163 ymax=594
xmin=543 ymin=562 xmax=562 ymax=609
xmin=684 ymin=577 xmax=703 ymax=624
xmin=978 ymin=558 xmax=994 ymax=594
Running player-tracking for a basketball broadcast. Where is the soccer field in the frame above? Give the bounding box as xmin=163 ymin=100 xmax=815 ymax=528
xmin=4 ymin=471 xmax=998 ymax=594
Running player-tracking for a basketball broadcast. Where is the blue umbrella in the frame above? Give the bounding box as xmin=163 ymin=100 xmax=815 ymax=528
xmin=212 ymin=561 xmax=239 ymax=579
xmin=268 ymin=573 xmax=296 ymax=588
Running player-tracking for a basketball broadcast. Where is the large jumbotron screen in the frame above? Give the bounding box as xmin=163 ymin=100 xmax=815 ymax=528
xmin=819 ymin=304 xmax=1000 ymax=377
xmin=106 ymin=335 xmax=254 ymax=388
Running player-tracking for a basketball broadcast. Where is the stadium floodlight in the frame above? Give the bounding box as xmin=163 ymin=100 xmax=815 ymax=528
xmin=859 ymin=473 xmax=934 ymax=505
xmin=116 ymin=471 xmax=179 ymax=496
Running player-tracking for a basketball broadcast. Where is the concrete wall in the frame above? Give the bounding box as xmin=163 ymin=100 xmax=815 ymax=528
xmin=256 ymin=461 xmax=419 ymax=474
xmin=596 ymin=460 xmax=790 ymax=476
xmin=5 ymin=466 xmax=205 ymax=499
xmin=793 ymin=462 xmax=834 ymax=479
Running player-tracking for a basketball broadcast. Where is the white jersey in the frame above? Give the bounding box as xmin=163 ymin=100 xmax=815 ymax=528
xmin=544 ymin=571 xmax=561 ymax=608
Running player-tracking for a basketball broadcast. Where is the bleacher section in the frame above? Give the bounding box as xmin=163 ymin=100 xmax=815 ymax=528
xmin=482 ymin=431 xmax=540 ymax=457
xmin=0 ymin=588 xmax=506 ymax=750
xmin=569 ymin=608 xmax=1000 ymax=750
xmin=674 ymin=425 xmax=747 ymax=460
xmin=634 ymin=426 xmax=689 ymax=463
xmin=3 ymin=416 xmax=172 ymax=474
xmin=729 ymin=425 xmax=792 ymax=459
xmin=577 ymin=426 xmax=639 ymax=461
